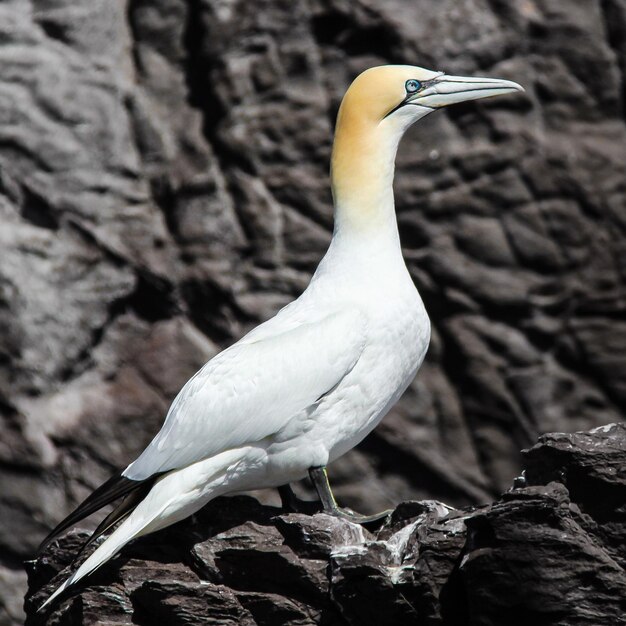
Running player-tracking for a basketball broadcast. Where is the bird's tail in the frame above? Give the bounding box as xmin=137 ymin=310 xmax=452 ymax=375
xmin=39 ymin=449 xmax=247 ymax=611
xmin=39 ymin=511 xmax=143 ymax=610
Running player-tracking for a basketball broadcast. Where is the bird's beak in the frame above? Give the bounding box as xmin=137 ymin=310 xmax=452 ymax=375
xmin=409 ymin=73 xmax=524 ymax=108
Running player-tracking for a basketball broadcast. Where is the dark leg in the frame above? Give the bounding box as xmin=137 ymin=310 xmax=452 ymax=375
xmin=277 ymin=484 xmax=321 ymax=514
xmin=308 ymin=466 xmax=392 ymax=524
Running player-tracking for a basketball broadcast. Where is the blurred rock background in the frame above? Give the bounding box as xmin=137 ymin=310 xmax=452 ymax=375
xmin=0 ymin=0 xmax=624 ymax=623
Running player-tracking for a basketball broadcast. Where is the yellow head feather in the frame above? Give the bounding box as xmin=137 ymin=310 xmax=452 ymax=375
xmin=331 ymin=65 xmax=440 ymax=230
xmin=330 ymin=65 xmax=523 ymax=233
xmin=337 ymin=65 xmax=439 ymax=124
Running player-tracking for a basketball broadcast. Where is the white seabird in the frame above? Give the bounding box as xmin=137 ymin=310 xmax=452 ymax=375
xmin=39 ymin=64 xmax=523 ymax=608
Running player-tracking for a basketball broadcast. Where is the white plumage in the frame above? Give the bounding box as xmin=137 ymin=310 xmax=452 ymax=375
xmin=40 ymin=64 xmax=522 ymax=609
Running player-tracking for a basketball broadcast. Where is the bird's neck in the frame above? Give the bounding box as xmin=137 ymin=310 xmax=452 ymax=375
xmin=330 ymin=111 xmax=403 ymax=245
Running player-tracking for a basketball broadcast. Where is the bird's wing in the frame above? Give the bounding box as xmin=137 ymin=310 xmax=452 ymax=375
xmin=123 ymin=308 xmax=367 ymax=480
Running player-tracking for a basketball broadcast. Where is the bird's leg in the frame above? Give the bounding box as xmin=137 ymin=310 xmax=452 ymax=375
xmin=308 ymin=466 xmax=392 ymax=524
xmin=277 ymin=484 xmax=321 ymax=514
xmin=278 ymin=484 xmax=299 ymax=511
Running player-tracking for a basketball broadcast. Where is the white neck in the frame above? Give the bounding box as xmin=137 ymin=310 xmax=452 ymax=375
xmin=328 ymin=104 xmax=429 ymax=252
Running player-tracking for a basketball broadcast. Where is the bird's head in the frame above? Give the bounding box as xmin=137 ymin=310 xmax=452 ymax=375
xmin=331 ymin=65 xmax=523 ymax=230
xmin=338 ymin=64 xmax=524 ymax=132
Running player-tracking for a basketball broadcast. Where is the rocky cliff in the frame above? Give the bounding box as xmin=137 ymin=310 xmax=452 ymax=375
xmin=25 ymin=424 xmax=626 ymax=625
xmin=1 ymin=0 xmax=625 ymax=623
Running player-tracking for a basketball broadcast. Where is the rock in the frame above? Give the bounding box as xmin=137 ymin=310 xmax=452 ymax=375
xmin=1 ymin=0 xmax=625 ymax=622
xmin=24 ymin=424 xmax=626 ymax=625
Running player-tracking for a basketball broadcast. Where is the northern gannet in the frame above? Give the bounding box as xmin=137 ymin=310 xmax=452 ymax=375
xmin=39 ymin=65 xmax=522 ymax=608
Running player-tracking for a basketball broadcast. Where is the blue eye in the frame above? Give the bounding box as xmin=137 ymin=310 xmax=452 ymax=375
xmin=405 ymin=79 xmax=421 ymax=93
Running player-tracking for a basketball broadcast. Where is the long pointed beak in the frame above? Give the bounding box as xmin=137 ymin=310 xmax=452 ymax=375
xmin=410 ymin=74 xmax=524 ymax=108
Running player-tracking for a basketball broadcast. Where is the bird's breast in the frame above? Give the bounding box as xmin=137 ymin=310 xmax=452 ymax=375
xmin=316 ymin=277 xmax=430 ymax=460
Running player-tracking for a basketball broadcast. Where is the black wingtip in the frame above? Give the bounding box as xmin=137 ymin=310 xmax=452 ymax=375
xmin=37 ymin=472 xmax=143 ymax=555
xmin=70 ymin=477 xmax=159 ymax=564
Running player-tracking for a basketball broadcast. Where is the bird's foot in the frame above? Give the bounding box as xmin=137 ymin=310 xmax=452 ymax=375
xmin=327 ymin=505 xmax=393 ymax=525
xmin=307 ymin=466 xmax=392 ymax=527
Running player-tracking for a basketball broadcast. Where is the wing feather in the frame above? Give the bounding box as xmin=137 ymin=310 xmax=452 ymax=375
xmin=37 ymin=472 xmax=148 ymax=553
xmin=124 ymin=309 xmax=366 ymax=480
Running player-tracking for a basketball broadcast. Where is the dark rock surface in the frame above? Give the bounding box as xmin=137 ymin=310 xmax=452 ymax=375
xmin=1 ymin=0 xmax=625 ymax=623
xmin=25 ymin=423 xmax=626 ymax=625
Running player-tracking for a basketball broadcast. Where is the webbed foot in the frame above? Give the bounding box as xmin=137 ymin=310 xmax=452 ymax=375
xmin=308 ymin=466 xmax=392 ymax=526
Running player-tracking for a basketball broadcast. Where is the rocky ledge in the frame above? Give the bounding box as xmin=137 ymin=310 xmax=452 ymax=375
xmin=25 ymin=424 xmax=626 ymax=625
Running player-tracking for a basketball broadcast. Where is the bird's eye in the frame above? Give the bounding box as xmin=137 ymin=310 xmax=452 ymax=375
xmin=405 ymin=79 xmax=421 ymax=93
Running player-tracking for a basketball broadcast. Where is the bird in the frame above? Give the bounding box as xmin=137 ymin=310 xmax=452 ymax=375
xmin=38 ymin=64 xmax=523 ymax=609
